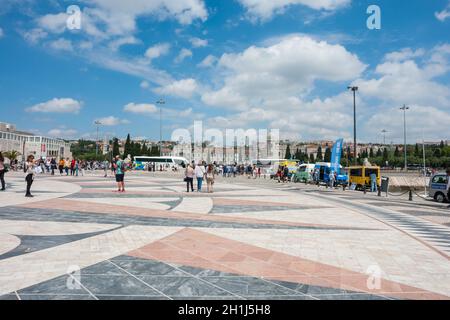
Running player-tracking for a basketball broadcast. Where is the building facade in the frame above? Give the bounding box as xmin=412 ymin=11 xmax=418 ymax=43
xmin=0 ymin=122 xmax=72 ymax=161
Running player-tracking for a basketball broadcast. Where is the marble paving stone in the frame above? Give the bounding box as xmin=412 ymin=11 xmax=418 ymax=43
xmin=18 ymin=275 xmax=89 ymax=296
xmin=78 ymin=275 xmax=164 ymax=296
xmin=137 ymin=276 xmax=233 ymax=298
xmin=19 ymin=294 xmax=95 ymax=300
xmin=112 ymin=259 xmax=186 ymax=276
xmin=200 ymin=277 xmax=298 ymax=297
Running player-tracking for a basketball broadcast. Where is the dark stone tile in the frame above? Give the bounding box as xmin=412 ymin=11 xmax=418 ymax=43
xmin=19 ymin=294 xmax=95 ymax=300
xmin=178 ymin=266 xmax=239 ymax=277
xmin=171 ymin=296 xmax=242 ymax=300
xmin=312 ymin=294 xmax=389 ymax=300
xmin=81 ymin=261 xmax=128 ymax=276
xmin=0 ymin=294 xmax=19 ymax=300
xmin=18 ymin=275 xmax=89 ymax=295
xmin=245 ymin=295 xmax=316 ymax=300
xmin=96 ymin=295 xmax=170 ymax=300
xmin=200 ymin=277 xmax=297 ymax=297
xmin=138 ymin=276 xmax=232 ymax=298
xmin=79 ymin=275 xmax=164 ymax=296
xmin=112 ymin=259 xmax=185 ymax=276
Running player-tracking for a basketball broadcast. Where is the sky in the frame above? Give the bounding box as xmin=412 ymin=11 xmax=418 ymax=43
xmin=0 ymin=0 xmax=449 ymax=144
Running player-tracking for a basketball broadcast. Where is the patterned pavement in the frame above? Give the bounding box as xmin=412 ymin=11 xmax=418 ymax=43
xmin=0 ymin=172 xmax=450 ymax=300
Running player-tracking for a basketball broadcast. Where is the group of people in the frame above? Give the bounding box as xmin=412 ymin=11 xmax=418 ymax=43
xmin=184 ymin=161 xmax=216 ymax=193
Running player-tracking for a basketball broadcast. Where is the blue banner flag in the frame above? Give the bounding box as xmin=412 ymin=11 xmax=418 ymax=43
xmin=331 ymin=139 xmax=344 ymax=174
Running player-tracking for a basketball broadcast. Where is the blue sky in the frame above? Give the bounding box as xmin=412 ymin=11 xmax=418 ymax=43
xmin=0 ymin=0 xmax=449 ymax=143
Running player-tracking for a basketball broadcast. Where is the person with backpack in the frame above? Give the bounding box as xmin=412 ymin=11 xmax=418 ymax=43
xmin=185 ymin=164 xmax=195 ymax=193
xmin=24 ymin=155 xmax=36 ymax=197
xmin=50 ymin=157 xmax=56 ymax=175
xmin=0 ymin=152 xmax=6 ymax=191
xmin=114 ymin=156 xmax=126 ymax=192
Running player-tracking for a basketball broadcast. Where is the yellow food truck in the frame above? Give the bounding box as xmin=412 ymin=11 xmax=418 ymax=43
xmin=348 ymin=166 xmax=381 ymax=189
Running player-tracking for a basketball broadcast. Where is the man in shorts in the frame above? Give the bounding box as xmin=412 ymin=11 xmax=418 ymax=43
xmin=114 ymin=156 xmax=125 ymax=192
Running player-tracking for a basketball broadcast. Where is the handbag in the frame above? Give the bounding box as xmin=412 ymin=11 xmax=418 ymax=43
xmin=184 ymin=177 xmax=188 ymax=182
xmin=34 ymin=166 xmax=43 ymax=174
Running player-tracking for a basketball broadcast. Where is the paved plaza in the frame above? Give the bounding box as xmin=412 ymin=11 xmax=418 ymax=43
xmin=1 ymin=172 xmax=450 ymax=300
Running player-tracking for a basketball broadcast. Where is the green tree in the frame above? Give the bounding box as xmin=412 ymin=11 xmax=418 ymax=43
xmin=285 ymin=145 xmax=292 ymax=160
xmin=376 ymin=148 xmax=382 ymax=157
xmin=316 ymin=146 xmax=323 ymax=161
xmin=309 ymin=153 xmax=315 ymax=163
xmin=112 ymin=138 xmax=120 ymax=157
xmin=369 ymin=148 xmax=374 ymax=158
xmin=324 ymin=147 xmax=331 ymax=162
xmin=123 ymin=134 xmax=132 ymax=158
xmin=394 ymin=146 xmax=400 ymax=157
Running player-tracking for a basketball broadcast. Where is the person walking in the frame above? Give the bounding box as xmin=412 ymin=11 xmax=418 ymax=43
xmin=50 ymin=158 xmax=56 ymax=175
xmin=206 ymin=164 xmax=215 ymax=193
xmin=70 ymin=159 xmax=76 ymax=176
xmin=329 ymin=171 xmax=336 ymax=189
xmin=370 ymin=172 xmax=378 ymax=193
xmin=195 ymin=161 xmax=206 ymax=192
xmin=185 ymin=164 xmax=195 ymax=193
xmin=58 ymin=158 xmax=64 ymax=175
xmin=0 ymin=152 xmax=6 ymax=191
xmin=114 ymin=156 xmax=126 ymax=192
xmin=103 ymin=160 xmax=109 ymax=178
xmin=64 ymin=158 xmax=70 ymax=176
xmin=74 ymin=160 xmax=79 ymax=177
xmin=24 ymin=155 xmax=36 ymax=197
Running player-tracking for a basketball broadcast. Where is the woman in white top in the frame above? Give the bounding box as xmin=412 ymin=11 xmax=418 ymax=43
xmin=194 ymin=161 xmax=206 ymax=192
xmin=25 ymin=155 xmax=36 ymax=197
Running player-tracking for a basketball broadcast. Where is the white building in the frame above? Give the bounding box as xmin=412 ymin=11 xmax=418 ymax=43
xmin=0 ymin=122 xmax=72 ymax=161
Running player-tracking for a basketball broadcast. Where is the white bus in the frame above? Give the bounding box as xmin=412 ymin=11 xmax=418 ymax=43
xmin=134 ymin=156 xmax=189 ymax=170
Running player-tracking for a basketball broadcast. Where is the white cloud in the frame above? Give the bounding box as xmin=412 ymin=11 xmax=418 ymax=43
xmin=109 ymin=36 xmax=141 ymax=51
xmin=436 ymin=2 xmax=450 ymax=22
xmin=37 ymin=13 xmax=67 ymax=34
xmin=47 ymin=128 xmax=78 ymax=139
xmin=48 ymin=38 xmax=73 ymax=51
xmin=79 ymin=0 xmax=208 ymax=36
xmin=198 ymin=54 xmax=217 ymax=68
xmin=190 ymin=37 xmax=208 ymax=48
xmin=22 ymin=28 xmax=48 ymax=44
xmin=145 ymin=43 xmax=171 ymax=60
xmin=154 ymin=78 xmax=199 ymax=99
xmin=140 ymin=81 xmax=150 ymax=89
xmin=123 ymin=103 xmax=158 ymax=114
xmin=364 ymin=105 xmax=450 ymax=143
xmin=175 ymin=48 xmax=193 ymax=63
xmin=237 ymin=0 xmax=351 ymax=21
xmin=95 ymin=116 xmax=130 ymax=126
xmin=0 ymin=27 xmax=4 ymax=38
xmin=384 ymin=48 xmax=425 ymax=62
xmin=202 ymin=35 xmax=366 ymax=110
xmin=27 ymin=98 xmax=83 ymax=114
xmin=354 ymin=46 xmax=450 ymax=108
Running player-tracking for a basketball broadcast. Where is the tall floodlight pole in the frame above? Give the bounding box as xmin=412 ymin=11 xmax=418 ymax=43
xmin=381 ymin=129 xmax=388 ymax=145
xmin=94 ymin=121 xmax=102 ymax=156
xmin=156 ymin=99 xmax=165 ymax=157
xmin=400 ymin=105 xmax=409 ymax=171
xmin=348 ymin=86 xmax=359 ymax=165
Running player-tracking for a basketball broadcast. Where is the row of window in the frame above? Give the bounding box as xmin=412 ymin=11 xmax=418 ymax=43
xmin=0 ymin=132 xmax=67 ymax=146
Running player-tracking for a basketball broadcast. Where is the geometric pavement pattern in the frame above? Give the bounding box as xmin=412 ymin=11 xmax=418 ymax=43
xmin=1 ymin=173 xmax=450 ymax=300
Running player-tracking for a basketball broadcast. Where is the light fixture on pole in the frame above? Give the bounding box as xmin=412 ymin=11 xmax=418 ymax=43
xmin=381 ymin=129 xmax=388 ymax=145
xmin=156 ymin=99 xmax=165 ymax=157
xmin=400 ymin=105 xmax=409 ymax=171
xmin=94 ymin=121 xmax=102 ymax=156
xmin=347 ymin=86 xmax=359 ymax=165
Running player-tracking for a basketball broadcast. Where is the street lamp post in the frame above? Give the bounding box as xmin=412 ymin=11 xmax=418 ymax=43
xmin=94 ymin=121 xmax=102 ymax=156
xmin=400 ymin=105 xmax=409 ymax=171
xmin=348 ymin=86 xmax=359 ymax=165
xmin=381 ymin=129 xmax=388 ymax=145
xmin=156 ymin=99 xmax=165 ymax=157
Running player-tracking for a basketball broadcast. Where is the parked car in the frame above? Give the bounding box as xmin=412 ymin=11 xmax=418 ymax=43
xmin=429 ymin=173 xmax=449 ymax=203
